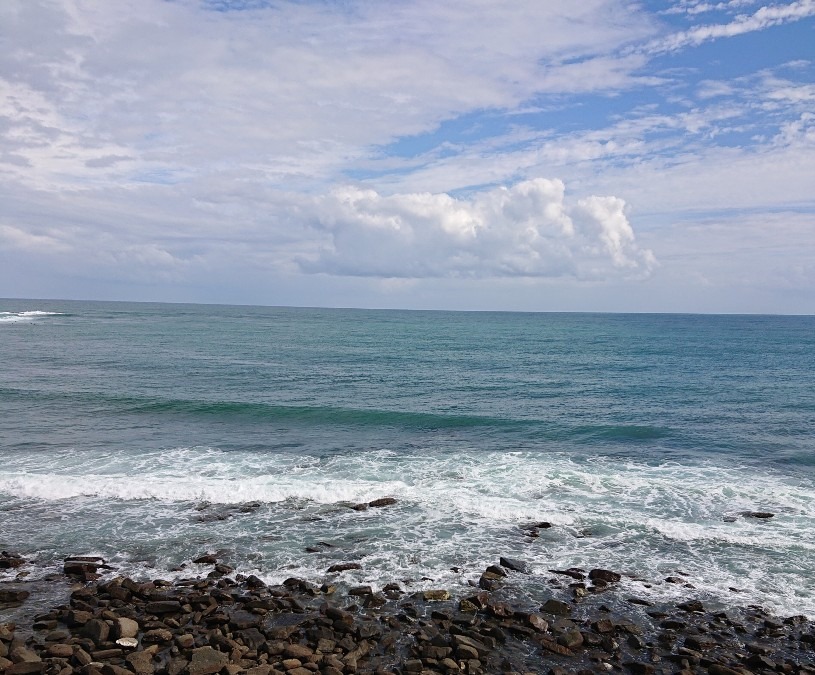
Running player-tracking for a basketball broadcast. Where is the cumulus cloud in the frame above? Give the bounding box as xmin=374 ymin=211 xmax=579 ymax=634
xmin=300 ymin=179 xmax=656 ymax=280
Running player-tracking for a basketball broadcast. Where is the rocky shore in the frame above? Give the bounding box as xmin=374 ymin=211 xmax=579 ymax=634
xmin=1 ymin=551 xmax=814 ymax=675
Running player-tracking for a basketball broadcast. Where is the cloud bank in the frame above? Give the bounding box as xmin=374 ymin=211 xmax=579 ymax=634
xmin=302 ymin=179 xmax=656 ymax=280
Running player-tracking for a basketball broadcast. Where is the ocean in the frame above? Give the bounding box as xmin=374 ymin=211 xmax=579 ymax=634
xmin=1 ymin=300 xmax=814 ymax=618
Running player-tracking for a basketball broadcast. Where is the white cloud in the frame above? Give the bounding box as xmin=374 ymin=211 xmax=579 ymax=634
xmin=647 ymin=0 xmax=815 ymax=53
xmin=300 ymin=179 xmax=656 ymax=280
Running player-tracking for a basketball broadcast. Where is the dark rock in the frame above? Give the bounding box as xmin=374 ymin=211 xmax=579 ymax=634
xmin=192 ymin=554 xmax=218 ymax=565
xmin=125 ymin=650 xmax=155 ymax=675
xmin=368 ymin=497 xmax=397 ymax=508
xmin=626 ymin=597 xmax=652 ymax=606
xmin=541 ymin=599 xmax=571 ymax=616
xmin=677 ymin=600 xmax=705 ymax=612
xmin=499 ymin=557 xmax=530 ymax=574
xmin=327 ymin=562 xmax=362 ymax=573
xmin=144 ymin=600 xmax=182 ymax=614
xmin=0 ymin=552 xmax=26 ymax=569
xmin=589 ymin=569 xmax=621 ymax=583
xmin=348 ymin=585 xmax=372 ymax=596
xmin=81 ymin=619 xmax=110 ymax=645
xmin=740 ymin=511 xmax=774 ymax=519
xmin=0 ymin=589 xmax=30 ymax=604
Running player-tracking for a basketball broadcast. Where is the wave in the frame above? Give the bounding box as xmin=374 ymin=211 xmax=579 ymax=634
xmin=0 ymin=310 xmax=64 ymax=323
xmin=0 ymin=386 xmax=672 ymax=442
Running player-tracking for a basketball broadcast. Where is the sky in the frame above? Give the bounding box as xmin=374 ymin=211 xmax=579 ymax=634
xmin=1 ymin=0 xmax=814 ymax=313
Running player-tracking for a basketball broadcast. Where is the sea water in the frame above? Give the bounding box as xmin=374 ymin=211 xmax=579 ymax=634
xmin=1 ymin=300 xmax=813 ymax=616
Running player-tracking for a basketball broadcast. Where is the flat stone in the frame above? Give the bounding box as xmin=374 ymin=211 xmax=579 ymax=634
xmin=10 ymin=647 xmax=42 ymax=664
xmin=186 ymin=647 xmax=228 ymax=675
xmin=282 ymin=645 xmax=313 ymax=660
xmin=47 ymin=645 xmax=75 ymax=658
xmin=125 ymin=651 xmax=155 ymax=675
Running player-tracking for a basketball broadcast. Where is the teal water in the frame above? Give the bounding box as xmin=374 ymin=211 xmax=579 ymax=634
xmin=1 ymin=300 xmax=814 ymax=615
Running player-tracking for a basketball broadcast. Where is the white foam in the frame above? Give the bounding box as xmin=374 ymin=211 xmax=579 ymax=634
xmin=1 ymin=446 xmax=813 ymax=616
xmin=0 ymin=310 xmax=64 ymax=323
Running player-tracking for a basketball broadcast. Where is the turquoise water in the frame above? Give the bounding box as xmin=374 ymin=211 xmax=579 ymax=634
xmin=1 ymin=300 xmax=814 ymax=615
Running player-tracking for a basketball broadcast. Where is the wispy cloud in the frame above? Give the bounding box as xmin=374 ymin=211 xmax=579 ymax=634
xmin=646 ymin=0 xmax=815 ymax=53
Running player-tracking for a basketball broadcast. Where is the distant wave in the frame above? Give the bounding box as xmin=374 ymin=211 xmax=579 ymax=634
xmin=0 ymin=386 xmax=672 ymax=442
xmin=0 ymin=310 xmax=64 ymax=323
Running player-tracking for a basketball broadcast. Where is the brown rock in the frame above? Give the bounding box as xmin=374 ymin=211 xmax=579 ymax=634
xmin=541 ymin=599 xmax=571 ymax=616
xmin=367 ymin=497 xmax=397 ymax=508
xmin=10 ymin=647 xmax=41 ymax=664
xmin=588 ymin=569 xmax=621 ymax=583
xmin=125 ymin=651 xmax=155 ymax=675
xmin=422 ymin=590 xmax=450 ymax=601
xmin=186 ymin=647 xmax=228 ymax=675
xmin=46 ymin=645 xmax=75 ymax=659
xmin=282 ymin=645 xmax=313 ymax=660
xmin=115 ymin=618 xmax=140 ymax=640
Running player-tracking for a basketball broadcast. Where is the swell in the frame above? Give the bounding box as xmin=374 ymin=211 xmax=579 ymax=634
xmin=0 ymin=386 xmax=673 ymax=442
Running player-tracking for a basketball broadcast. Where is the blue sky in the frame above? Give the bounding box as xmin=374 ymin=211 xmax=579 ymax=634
xmin=1 ymin=0 xmax=813 ymax=312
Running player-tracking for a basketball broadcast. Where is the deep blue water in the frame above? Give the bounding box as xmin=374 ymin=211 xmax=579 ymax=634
xmin=1 ymin=300 xmax=814 ymax=616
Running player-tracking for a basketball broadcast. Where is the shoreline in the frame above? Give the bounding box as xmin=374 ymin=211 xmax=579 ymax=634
xmin=2 ymin=553 xmax=814 ymax=675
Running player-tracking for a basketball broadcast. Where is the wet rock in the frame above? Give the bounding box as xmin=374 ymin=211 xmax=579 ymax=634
xmin=0 ymin=552 xmax=25 ymax=569
xmin=740 ymin=511 xmax=774 ymax=519
xmin=499 ymin=557 xmax=530 ymax=574
xmin=541 ymin=599 xmax=571 ymax=616
xmin=589 ymin=569 xmax=621 ymax=583
xmin=327 ymin=563 xmax=362 ymax=573
xmin=423 ymin=590 xmax=451 ymax=601
xmin=677 ymin=600 xmax=705 ymax=612
xmin=192 ymin=554 xmax=218 ymax=565
xmin=549 ymin=569 xmax=586 ymax=581
xmin=0 ymin=589 xmax=30 ymax=604
xmin=368 ymin=497 xmax=397 ymax=508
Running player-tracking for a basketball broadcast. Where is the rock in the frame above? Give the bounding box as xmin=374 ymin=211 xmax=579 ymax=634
xmin=368 ymin=497 xmax=397 ymax=508
xmin=499 ymin=557 xmax=530 ymax=573
xmin=741 ymin=511 xmax=774 ymax=519
xmin=144 ymin=600 xmax=182 ymax=614
xmin=589 ymin=569 xmax=621 ymax=583
xmin=282 ymin=645 xmax=313 ymax=660
xmin=423 ymin=590 xmax=451 ymax=601
xmin=327 ymin=562 xmax=362 ymax=573
xmin=677 ymin=600 xmax=705 ymax=612
xmin=142 ymin=629 xmax=173 ymax=643
xmin=0 ymin=589 xmax=30 ymax=604
xmin=115 ymin=618 xmax=140 ymax=640
xmin=527 ymin=614 xmax=549 ymax=632
xmin=5 ymin=662 xmax=44 ymax=675
xmin=0 ymin=552 xmax=26 ymax=569
xmin=125 ymin=650 xmax=155 ymax=675
xmin=186 ymin=647 xmax=228 ymax=675
xmin=348 ymin=585 xmax=372 ymax=596
xmin=46 ymin=645 xmax=74 ymax=658
xmin=350 ymin=503 xmax=368 ymax=511
xmin=10 ymin=647 xmax=42 ymax=664
xmin=626 ymin=597 xmax=652 ymax=606
xmin=116 ymin=638 xmax=138 ymax=649
xmin=192 ymin=554 xmax=218 ymax=565
xmin=541 ymin=599 xmax=571 ymax=616
xmin=81 ymin=619 xmax=110 ymax=645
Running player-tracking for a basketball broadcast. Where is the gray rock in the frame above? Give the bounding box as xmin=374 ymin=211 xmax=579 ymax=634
xmin=186 ymin=647 xmax=228 ymax=675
